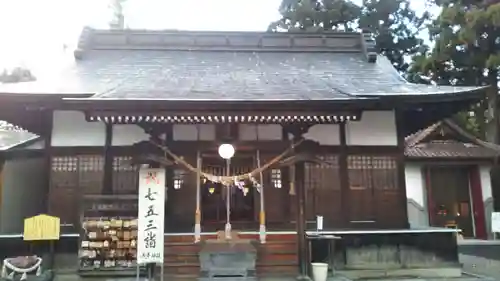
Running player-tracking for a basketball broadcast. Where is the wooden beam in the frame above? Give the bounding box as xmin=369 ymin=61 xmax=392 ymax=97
xmin=86 ymin=111 xmax=362 ymax=125
xmin=45 ymin=143 xmax=400 ymax=157
xmin=62 ymin=99 xmax=379 ymax=113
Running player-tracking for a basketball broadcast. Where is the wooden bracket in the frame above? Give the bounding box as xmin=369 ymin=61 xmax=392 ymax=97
xmin=283 ymin=124 xmax=313 ymax=140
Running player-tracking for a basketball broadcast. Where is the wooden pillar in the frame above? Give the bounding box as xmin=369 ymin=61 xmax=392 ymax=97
xmin=194 ymin=151 xmax=202 ymax=242
xmin=395 ymin=109 xmax=409 ymax=228
xmin=164 ymin=124 xmax=174 ymax=232
xmin=295 ymin=160 xmax=308 ymax=278
xmin=339 ymin=122 xmax=350 ymax=227
xmin=102 ymin=123 xmax=113 ymax=195
xmin=289 ymin=125 xmax=311 ymax=280
xmin=43 ymin=109 xmax=53 ymax=213
xmin=257 ymin=149 xmax=266 ymax=243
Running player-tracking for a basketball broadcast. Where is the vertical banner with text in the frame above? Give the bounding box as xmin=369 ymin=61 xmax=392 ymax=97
xmin=137 ymin=168 xmax=166 ymax=265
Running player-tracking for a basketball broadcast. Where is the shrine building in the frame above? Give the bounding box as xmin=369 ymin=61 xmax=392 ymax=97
xmin=0 ymin=28 xmax=491 ymax=279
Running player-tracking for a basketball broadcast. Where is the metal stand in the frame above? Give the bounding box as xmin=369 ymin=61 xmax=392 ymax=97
xmin=147 ymin=263 xmax=154 ymax=281
xmin=160 ymin=262 xmax=164 ymax=281
xmin=135 ymin=264 xmax=140 ymax=281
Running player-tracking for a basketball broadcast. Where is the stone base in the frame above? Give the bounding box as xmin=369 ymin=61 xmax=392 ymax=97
xmin=295 ymin=274 xmax=313 ymax=281
xmin=198 ymin=277 xmax=256 ymax=281
xmin=336 ymin=267 xmax=462 ymax=280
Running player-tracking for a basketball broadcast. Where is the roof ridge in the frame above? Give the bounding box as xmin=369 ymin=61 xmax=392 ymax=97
xmin=443 ymin=119 xmax=500 ymax=152
xmin=405 ymin=121 xmax=442 ymax=147
xmin=73 ymin=27 xmax=371 ymax=60
xmin=74 ymin=27 xmax=95 ymax=60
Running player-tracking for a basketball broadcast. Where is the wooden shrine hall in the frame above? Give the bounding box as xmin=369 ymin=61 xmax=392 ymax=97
xmin=0 ymin=28 xmax=491 ymax=279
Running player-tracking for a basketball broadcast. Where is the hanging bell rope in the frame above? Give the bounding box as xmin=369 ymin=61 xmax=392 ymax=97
xmin=150 ymin=139 xmax=303 ymax=185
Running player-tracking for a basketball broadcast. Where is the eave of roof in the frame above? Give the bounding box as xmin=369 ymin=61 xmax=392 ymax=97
xmin=0 ymin=130 xmax=38 ymax=151
xmin=59 ymin=96 xmax=381 ymax=112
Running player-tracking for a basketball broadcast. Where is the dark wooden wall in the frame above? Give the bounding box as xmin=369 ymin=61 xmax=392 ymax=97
xmin=47 ymin=147 xmax=404 ymax=232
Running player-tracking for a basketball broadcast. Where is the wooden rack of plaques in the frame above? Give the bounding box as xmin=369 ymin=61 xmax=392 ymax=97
xmin=78 ymin=194 xmax=145 ymax=277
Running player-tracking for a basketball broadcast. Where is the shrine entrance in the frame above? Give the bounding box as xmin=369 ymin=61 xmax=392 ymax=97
xmin=201 ymin=155 xmax=257 ymax=224
xmin=427 ymin=166 xmax=475 ymax=237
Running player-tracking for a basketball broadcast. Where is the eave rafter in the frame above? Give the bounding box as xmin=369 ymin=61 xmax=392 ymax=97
xmin=85 ymin=111 xmax=362 ymax=124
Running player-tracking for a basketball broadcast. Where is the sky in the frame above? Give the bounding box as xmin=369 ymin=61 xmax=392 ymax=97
xmin=0 ymin=0 xmax=437 ymax=73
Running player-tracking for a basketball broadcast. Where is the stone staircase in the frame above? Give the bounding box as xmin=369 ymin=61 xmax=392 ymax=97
xmin=163 ymin=233 xmax=298 ymax=279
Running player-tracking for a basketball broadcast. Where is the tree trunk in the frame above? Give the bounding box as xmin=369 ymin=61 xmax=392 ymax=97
xmin=476 ymin=100 xmax=487 ymax=140
xmin=485 ymin=68 xmax=499 ymax=144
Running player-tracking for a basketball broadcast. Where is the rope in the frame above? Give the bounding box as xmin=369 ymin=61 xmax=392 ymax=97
xmin=2 ymin=257 xmax=42 ymax=280
xmin=151 ymin=139 xmax=303 ymax=185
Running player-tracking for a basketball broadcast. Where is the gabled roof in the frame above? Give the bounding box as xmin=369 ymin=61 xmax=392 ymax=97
xmin=0 ymin=28 xmax=487 ymax=102
xmin=405 ymin=119 xmax=500 ymax=159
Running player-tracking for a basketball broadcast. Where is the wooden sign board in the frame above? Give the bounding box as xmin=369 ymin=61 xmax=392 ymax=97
xmin=23 ymin=214 xmax=60 ymax=241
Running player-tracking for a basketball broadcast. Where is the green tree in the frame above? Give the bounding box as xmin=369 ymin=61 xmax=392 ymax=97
xmin=408 ymin=0 xmax=500 ymax=141
xmin=268 ymin=0 xmax=361 ymax=32
xmin=269 ymin=0 xmax=430 ymax=73
xmin=358 ymin=0 xmax=430 ymax=73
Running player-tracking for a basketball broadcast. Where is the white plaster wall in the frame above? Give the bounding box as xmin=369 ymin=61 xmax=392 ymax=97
xmin=112 ymin=124 xmax=150 ymax=146
xmin=479 ymin=165 xmax=494 ymax=238
xmin=51 ymin=110 xmax=396 ymax=146
xmin=404 ymin=163 xmax=429 ymax=228
xmin=173 ymin=124 xmax=216 ymax=141
xmin=51 ymin=111 xmax=105 ymax=146
xmin=405 ymin=164 xmax=425 ymax=207
xmin=346 ymin=111 xmax=397 ymax=146
xmin=0 ymin=158 xmax=45 ymax=234
xmin=303 ymin=124 xmax=340 ymax=145
xmin=239 ymin=124 xmax=282 ymax=141
xmin=480 ymin=165 xmax=492 ymax=202
xmin=286 ymin=124 xmax=340 ymax=145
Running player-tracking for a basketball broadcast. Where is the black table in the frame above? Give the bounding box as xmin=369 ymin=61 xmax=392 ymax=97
xmin=307 ymin=234 xmax=341 ymax=276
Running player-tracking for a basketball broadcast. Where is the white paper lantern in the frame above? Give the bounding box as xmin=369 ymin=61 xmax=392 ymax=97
xmin=218 ymin=143 xmax=235 ymax=159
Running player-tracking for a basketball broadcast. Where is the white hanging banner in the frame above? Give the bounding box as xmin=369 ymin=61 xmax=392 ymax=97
xmin=137 ymin=168 xmax=165 ymax=265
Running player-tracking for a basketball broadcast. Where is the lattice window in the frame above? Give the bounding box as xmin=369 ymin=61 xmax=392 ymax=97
xmin=348 ymin=156 xmax=372 ymax=190
xmin=348 ymin=156 xmax=397 ymax=190
xmin=304 ymin=155 xmax=340 ymax=190
xmin=79 ymin=155 xmax=104 ymax=194
xmin=271 ymin=169 xmax=282 ymax=188
xmin=50 ymin=155 xmax=104 ymax=228
xmin=113 ymin=156 xmax=139 ymax=194
xmin=348 ymin=155 xmax=402 ymax=226
xmin=51 ymin=156 xmax=78 ymax=173
xmin=173 ymin=169 xmax=185 ymax=190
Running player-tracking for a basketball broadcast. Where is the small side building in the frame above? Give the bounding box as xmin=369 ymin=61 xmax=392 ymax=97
xmin=405 ymin=119 xmax=498 ymax=239
xmin=0 ymin=129 xmax=44 ymax=234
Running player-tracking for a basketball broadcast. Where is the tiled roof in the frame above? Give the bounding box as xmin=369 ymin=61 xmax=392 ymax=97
xmin=405 ymin=140 xmax=498 ymax=159
xmin=405 ymin=119 xmax=500 ymax=159
xmin=0 ymin=29 xmax=487 ymax=101
xmin=0 ymin=122 xmax=37 ymax=150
